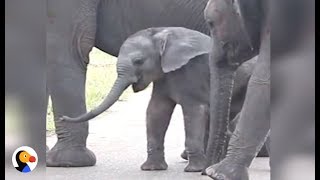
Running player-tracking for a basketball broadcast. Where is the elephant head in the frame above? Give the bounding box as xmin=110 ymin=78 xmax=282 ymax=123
xmin=60 ymin=27 xmax=211 ymax=122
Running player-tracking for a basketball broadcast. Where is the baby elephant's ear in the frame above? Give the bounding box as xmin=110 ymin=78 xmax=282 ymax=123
xmin=153 ymin=27 xmax=211 ymax=73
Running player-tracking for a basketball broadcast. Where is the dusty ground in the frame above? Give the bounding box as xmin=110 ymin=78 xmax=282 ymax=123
xmin=46 ymin=87 xmax=270 ymax=180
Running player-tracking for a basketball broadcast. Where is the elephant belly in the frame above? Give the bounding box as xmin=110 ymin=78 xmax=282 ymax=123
xmin=95 ymin=0 xmax=210 ymax=57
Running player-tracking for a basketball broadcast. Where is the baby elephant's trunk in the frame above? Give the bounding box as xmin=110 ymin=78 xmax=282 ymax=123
xmin=60 ymin=77 xmax=131 ymax=123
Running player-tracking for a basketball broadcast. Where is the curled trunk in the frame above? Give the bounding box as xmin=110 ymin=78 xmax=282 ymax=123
xmin=60 ymin=77 xmax=131 ymax=122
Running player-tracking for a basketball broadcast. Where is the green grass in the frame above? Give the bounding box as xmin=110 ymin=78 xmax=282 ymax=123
xmin=46 ymin=48 xmax=133 ymax=131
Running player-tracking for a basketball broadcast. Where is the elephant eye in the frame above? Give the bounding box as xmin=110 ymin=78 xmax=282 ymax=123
xmin=133 ymin=58 xmax=144 ymax=66
xmin=207 ymin=20 xmax=214 ymax=28
xmin=205 ymin=17 xmax=215 ymax=29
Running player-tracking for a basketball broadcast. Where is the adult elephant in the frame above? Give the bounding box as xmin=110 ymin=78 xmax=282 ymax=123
xmin=203 ymin=0 xmax=270 ymax=179
xmin=46 ymin=0 xmax=211 ymax=167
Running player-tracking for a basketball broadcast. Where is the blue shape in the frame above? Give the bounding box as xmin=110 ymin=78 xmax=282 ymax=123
xmin=22 ymin=165 xmax=31 ymax=173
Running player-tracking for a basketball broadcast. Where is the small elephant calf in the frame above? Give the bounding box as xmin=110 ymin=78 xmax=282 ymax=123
xmin=61 ymin=27 xmax=256 ymax=172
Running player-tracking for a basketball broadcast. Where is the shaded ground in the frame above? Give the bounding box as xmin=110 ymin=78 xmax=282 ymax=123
xmin=46 ymin=87 xmax=270 ymax=180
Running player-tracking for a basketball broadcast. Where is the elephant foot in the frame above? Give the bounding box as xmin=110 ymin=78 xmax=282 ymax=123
xmin=184 ymin=154 xmax=206 ymax=172
xmin=141 ymin=156 xmax=168 ymax=171
xmin=205 ymin=161 xmax=249 ymax=180
xmin=46 ymin=145 xmax=96 ymax=167
xmin=180 ymin=150 xmax=188 ymax=160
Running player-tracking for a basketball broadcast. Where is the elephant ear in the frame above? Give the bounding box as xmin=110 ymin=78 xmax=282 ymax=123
xmin=152 ymin=27 xmax=211 ymax=73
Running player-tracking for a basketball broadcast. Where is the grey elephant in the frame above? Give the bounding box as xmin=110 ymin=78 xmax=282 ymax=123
xmin=203 ymin=0 xmax=270 ymax=179
xmin=47 ymin=0 xmax=215 ymax=167
xmin=60 ymin=27 xmax=264 ymax=172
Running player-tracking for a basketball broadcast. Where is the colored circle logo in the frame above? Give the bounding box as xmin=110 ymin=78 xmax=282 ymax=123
xmin=12 ymin=146 xmax=38 ymax=173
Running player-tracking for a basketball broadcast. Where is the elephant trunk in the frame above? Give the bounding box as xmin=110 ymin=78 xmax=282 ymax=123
xmin=205 ymin=40 xmax=237 ymax=167
xmin=60 ymin=76 xmax=131 ymax=123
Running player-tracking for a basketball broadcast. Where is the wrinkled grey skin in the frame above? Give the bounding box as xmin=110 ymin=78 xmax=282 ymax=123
xmin=47 ymin=0 xmax=213 ymax=167
xmin=61 ymin=27 xmax=267 ymax=172
xmin=203 ymin=0 xmax=270 ymax=179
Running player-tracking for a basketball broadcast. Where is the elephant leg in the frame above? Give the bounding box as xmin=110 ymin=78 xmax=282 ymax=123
xmin=230 ymin=112 xmax=270 ymax=158
xmin=181 ymin=120 xmax=209 ymax=162
xmin=221 ymin=112 xmax=241 ymax=159
xmin=182 ymin=104 xmax=208 ymax=172
xmin=46 ymin=0 xmax=99 ymax=167
xmin=47 ymin=66 xmax=96 ymax=167
xmin=140 ymin=94 xmax=176 ymax=171
xmin=206 ymin=25 xmax=270 ymax=180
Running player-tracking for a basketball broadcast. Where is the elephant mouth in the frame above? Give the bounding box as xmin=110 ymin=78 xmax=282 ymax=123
xmin=221 ymin=41 xmax=256 ymax=67
xmin=132 ymin=79 xmax=149 ymax=92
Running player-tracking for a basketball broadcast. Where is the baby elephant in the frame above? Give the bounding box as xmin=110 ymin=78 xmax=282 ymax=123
xmin=60 ymin=27 xmax=255 ymax=172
